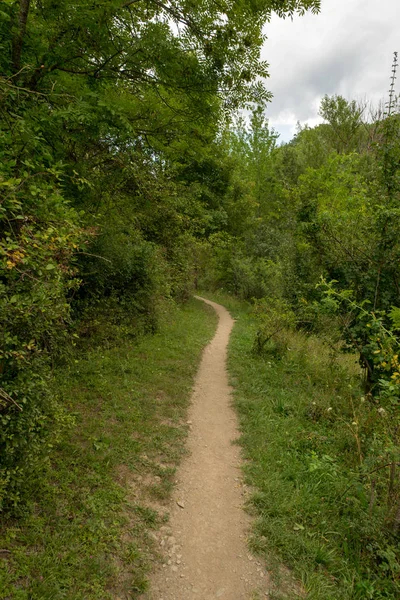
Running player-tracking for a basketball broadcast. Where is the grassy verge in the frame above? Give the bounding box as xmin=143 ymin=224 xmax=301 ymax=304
xmin=196 ymin=288 xmax=250 ymax=319
xmin=202 ymin=292 xmax=398 ymax=600
xmin=0 ymin=298 xmax=217 ymax=600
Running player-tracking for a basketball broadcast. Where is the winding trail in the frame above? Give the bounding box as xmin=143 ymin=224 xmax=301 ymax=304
xmin=143 ymin=297 xmax=270 ymax=599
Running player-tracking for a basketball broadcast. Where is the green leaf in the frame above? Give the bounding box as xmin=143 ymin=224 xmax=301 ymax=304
xmin=389 ymin=307 xmax=400 ymax=330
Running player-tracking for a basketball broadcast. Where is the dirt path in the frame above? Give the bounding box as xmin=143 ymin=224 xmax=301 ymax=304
xmin=142 ymin=297 xmax=270 ymax=600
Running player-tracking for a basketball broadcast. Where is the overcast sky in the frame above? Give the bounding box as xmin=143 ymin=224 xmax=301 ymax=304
xmin=262 ymin=0 xmax=399 ymax=142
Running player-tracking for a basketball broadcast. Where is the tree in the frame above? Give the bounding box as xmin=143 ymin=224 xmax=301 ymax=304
xmin=1 ymin=0 xmax=322 ymax=509
xmin=319 ymin=94 xmax=364 ymax=154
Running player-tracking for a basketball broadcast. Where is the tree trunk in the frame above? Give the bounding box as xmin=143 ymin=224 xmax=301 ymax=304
xmin=12 ymin=0 xmax=31 ymax=73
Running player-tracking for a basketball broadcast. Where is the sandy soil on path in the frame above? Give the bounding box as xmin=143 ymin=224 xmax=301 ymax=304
xmin=142 ymin=297 xmax=270 ymax=600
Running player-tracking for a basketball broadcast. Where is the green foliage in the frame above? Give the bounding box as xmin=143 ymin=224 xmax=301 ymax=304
xmin=318 ymin=279 xmax=400 ymax=400
xmin=206 ymin=69 xmax=400 ymax=599
xmin=0 ymin=122 xmax=88 ymax=509
xmin=223 ymin=104 xmax=281 ymax=220
xmin=228 ymin=302 xmax=400 ymax=599
xmin=0 ymin=0 xmax=320 ymax=514
xmin=253 ymin=297 xmax=297 ymax=355
xmin=289 ymin=110 xmax=400 ymax=318
xmin=0 ymin=298 xmax=218 ymax=598
xmin=319 ymin=95 xmax=364 ymax=154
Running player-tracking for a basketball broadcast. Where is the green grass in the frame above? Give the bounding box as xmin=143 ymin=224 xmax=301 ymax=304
xmin=0 ymin=298 xmax=218 ymax=600
xmin=221 ymin=301 xmax=400 ymax=600
xmin=196 ymin=288 xmax=250 ymax=319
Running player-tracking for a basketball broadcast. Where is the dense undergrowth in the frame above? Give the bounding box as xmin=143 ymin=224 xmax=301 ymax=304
xmin=217 ymin=295 xmax=400 ymax=600
xmin=0 ymin=298 xmax=217 ymax=600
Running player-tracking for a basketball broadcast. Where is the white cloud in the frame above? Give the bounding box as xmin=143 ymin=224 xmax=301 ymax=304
xmin=262 ymin=0 xmax=399 ymax=142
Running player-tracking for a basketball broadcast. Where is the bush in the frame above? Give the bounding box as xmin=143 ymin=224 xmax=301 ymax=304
xmin=0 ymin=121 xmax=87 ymax=511
xmin=0 ymin=365 xmax=74 ymax=512
xmin=252 ymin=297 xmax=297 ymax=356
xmin=79 ymin=229 xmax=169 ymax=329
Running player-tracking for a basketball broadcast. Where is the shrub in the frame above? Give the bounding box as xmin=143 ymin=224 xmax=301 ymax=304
xmin=252 ymin=297 xmax=297 ymax=355
xmin=0 ymin=148 xmax=86 ymax=511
